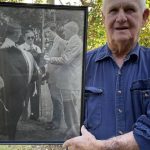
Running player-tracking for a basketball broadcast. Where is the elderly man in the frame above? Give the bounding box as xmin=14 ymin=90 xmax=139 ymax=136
xmin=48 ymin=21 xmax=83 ymax=138
xmin=63 ymin=0 xmax=150 ymax=150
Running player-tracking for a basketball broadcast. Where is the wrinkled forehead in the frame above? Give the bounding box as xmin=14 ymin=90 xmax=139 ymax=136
xmin=103 ymin=0 xmax=141 ymax=10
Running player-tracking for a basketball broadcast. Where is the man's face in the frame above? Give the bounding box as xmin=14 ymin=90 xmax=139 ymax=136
xmin=103 ymin=0 xmax=147 ymax=46
xmin=63 ymin=27 xmax=72 ymax=40
xmin=14 ymin=28 xmax=22 ymax=42
xmin=24 ymin=32 xmax=35 ymax=45
xmin=44 ymin=28 xmax=55 ymax=40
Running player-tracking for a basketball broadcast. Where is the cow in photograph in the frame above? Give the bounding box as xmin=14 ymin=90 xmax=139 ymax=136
xmin=0 ymin=46 xmax=35 ymax=140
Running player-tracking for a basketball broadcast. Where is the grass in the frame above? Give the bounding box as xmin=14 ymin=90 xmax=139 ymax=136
xmin=0 ymin=145 xmax=66 ymax=150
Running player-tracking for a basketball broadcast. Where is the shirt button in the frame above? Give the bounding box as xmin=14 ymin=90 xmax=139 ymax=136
xmin=117 ymin=90 xmax=122 ymax=94
xmin=118 ymin=109 xmax=123 ymax=113
xmin=118 ymin=131 xmax=124 ymax=135
xmin=118 ymin=70 xmax=121 ymax=75
xmin=144 ymin=93 xmax=149 ymax=97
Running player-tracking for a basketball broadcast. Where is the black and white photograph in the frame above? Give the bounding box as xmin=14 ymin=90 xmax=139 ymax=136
xmin=0 ymin=2 xmax=87 ymax=143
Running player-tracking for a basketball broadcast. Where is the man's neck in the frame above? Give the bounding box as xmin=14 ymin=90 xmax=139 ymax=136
xmin=108 ymin=42 xmax=136 ymax=68
xmin=112 ymin=55 xmax=125 ymax=68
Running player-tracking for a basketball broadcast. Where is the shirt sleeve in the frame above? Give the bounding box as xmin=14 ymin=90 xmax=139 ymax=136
xmin=49 ymin=36 xmax=83 ymax=65
xmin=36 ymin=46 xmax=42 ymax=53
xmin=133 ymin=103 xmax=150 ymax=150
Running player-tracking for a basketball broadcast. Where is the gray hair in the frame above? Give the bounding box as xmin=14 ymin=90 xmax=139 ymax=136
xmin=102 ymin=0 xmax=146 ymax=12
xmin=139 ymin=0 xmax=146 ymax=11
xmin=64 ymin=21 xmax=79 ymax=34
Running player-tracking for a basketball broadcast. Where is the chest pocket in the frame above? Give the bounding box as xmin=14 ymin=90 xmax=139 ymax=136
xmin=84 ymin=86 xmax=103 ymax=130
xmin=130 ymin=79 xmax=150 ymax=115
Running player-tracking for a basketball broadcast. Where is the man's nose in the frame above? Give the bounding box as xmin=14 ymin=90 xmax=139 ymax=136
xmin=116 ymin=9 xmax=127 ymax=23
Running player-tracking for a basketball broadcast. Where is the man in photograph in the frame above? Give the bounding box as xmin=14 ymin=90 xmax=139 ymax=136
xmin=0 ymin=21 xmax=33 ymax=140
xmin=19 ymin=29 xmax=42 ymax=121
xmin=48 ymin=21 xmax=83 ymax=139
xmin=1 ymin=22 xmax=22 ymax=49
xmin=44 ymin=25 xmax=66 ymax=130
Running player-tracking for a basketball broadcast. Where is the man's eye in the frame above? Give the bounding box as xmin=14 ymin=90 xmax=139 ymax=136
xmin=109 ymin=9 xmax=118 ymax=14
xmin=125 ymin=8 xmax=135 ymax=13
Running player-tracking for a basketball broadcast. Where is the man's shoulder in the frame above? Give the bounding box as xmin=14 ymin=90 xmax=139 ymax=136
xmin=0 ymin=46 xmax=23 ymax=58
xmin=86 ymin=46 xmax=105 ymax=58
xmin=87 ymin=47 xmax=100 ymax=55
xmin=68 ymin=34 xmax=81 ymax=44
xmin=139 ymin=46 xmax=150 ymax=56
xmin=57 ymin=37 xmax=66 ymax=46
xmin=140 ymin=46 xmax=150 ymax=51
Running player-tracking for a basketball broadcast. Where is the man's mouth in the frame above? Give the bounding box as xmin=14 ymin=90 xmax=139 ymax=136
xmin=115 ymin=27 xmax=128 ymax=30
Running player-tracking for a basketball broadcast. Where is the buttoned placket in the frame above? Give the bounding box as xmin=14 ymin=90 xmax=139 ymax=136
xmin=115 ymin=67 xmax=126 ymax=136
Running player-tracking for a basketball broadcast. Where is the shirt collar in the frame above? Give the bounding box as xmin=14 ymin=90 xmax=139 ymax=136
xmin=95 ymin=43 xmax=140 ymax=62
xmin=125 ymin=43 xmax=140 ymax=62
xmin=24 ymin=42 xmax=36 ymax=50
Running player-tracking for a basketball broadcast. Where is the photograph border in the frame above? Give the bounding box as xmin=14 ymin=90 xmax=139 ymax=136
xmin=0 ymin=2 xmax=88 ymax=144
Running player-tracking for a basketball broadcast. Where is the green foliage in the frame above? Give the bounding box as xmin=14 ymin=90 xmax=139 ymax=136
xmin=140 ymin=21 xmax=150 ymax=47
xmin=87 ymin=0 xmax=106 ymax=50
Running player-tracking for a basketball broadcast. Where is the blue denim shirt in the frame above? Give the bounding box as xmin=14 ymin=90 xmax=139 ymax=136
xmin=84 ymin=43 xmax=150 ymax=150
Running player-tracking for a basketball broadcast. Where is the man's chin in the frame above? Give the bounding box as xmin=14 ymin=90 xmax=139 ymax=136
xmin=114 ymin=37 xmax=132 ymax=44
xmin=114 ymin=32 xmax=132 ymax=41
xmin=109 ymin=37 xmax=134 ymax=51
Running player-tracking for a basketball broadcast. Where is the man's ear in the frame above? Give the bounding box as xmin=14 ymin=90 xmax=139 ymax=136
xmin=142 ymin=8 xmax=150 ymax=26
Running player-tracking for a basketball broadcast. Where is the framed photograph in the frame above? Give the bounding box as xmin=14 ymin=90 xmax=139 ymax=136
xmin=0 ymin=2 xmax=87 ymax=144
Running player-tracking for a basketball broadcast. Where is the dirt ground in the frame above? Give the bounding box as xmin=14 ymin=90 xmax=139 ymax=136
xmin=16 ymin=119 xmax=66 ymax=142
xmin=0 ymin=83 xmax=66 ymax=142
xmin=15 ymin=83 xmax=67 ymax=143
